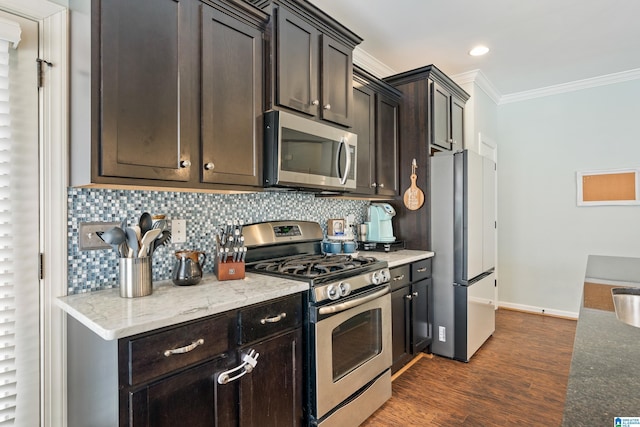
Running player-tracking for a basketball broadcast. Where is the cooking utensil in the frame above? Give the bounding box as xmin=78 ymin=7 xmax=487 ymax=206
xmin=403 ymin=159 xmax=425 ymax=210
xmin=125 ymin=227 xmax=139 ymax=258
xmin=138 ymin=228 xmax=161 ymax=258
xmin=152 ymin=218 xmax=168 ymax=232
xmin=151 ymin=230 xmax=172 ymax=254
xmin=96 ymin=227 xmax=126 ymax=256
xmin=139 ymin=212 xmax=153 ymax=236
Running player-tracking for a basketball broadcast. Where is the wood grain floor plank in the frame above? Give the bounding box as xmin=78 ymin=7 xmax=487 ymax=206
xmin=362 ymin=309 xmax=576 ymax=427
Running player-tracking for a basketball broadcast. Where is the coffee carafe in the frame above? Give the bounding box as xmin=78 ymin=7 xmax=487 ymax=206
xmin=365 ymin=203 xmax=396 ymax=242
xmin=173 ymin=250 xmax=207 ymax=286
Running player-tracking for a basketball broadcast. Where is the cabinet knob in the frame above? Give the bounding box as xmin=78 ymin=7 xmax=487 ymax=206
xmin=371 ymin=183 xmax=377 ymax=188
xmin=412 ymin=291 xmax=419 ymax=297
xmin=204 ymin=162 xmax=215 ymax=170
xmin=312 ymin=100 xmax=319 ymax=106
xmin=379 ymin=183 xmax=385 ymax=188
xmin=324 ymin=103 xmax=331 ymax=110
xmin=405 ymin=294 xmax=413 ymax=300
xmin=180 ymin=160 xmax=191 ymax=168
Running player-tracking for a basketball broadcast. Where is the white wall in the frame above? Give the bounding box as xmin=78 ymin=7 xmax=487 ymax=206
xmin=497 ymin=79 xmax=640 ymax=315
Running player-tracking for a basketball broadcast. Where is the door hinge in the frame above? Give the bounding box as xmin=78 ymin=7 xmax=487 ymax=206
xmin=39 ymin=253 xmax=44 ymax=280
xmin=36 ymin=58 xmax=52 ymax=88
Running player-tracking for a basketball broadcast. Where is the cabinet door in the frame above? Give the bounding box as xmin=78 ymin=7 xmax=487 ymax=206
xmin=431 ymin=81 xmax=452 ymax=151
xmin=320 ymin=34 xmax=353 ymax=127
xmin=239 ymin=329 xmax=303 ymax=427
xmin=276 ymin=7 xmax=319 ymax=117
xmin=127 ymin=356 xmax=238 ymax=427
xmin=201 ymin=5 xmax=263 ymax=186
xmin=353 ymin=84 xmax=375 ymax=194
xmin=99 ymin=0 xmax=194 ymax=181
xmin=375 ymin=94 xmax=399 ymax=196
xmin=411 ymin=278 xmax=433 ymax=353
xmin=451 ymin=97 xmax=465 ymax=148
xmin=391 ymin=286 xmax=411 ymax=374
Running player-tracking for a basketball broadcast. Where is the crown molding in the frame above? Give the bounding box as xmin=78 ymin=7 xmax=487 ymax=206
xmin=500 ymin=68 xmax=640 ymax=104
xmin=452 ymin=69 xmax=501 ymax=104
xmin=352 ymin=46 xmax=397 ymax=79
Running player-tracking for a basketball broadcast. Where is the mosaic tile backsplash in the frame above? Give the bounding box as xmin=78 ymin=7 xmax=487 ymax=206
xmin=67 ymin=188 xmax=370 ymax=294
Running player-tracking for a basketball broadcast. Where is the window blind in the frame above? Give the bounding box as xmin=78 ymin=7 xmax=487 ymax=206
xmin=0 ymin=17 xmax=23 ymax=425
xmin=0 ymin=37 xmax=16 ymax=426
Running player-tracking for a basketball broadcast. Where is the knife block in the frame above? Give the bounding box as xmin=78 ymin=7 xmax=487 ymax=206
xmin=215 ymin=260 xmax=245 ymax=281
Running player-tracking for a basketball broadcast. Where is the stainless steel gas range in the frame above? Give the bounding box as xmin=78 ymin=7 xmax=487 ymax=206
xmin=243 ymin=221 xmax=393 ymax=427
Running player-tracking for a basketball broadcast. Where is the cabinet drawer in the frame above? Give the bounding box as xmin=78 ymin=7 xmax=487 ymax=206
xmin=123 ymin=314 xmax=231 ymax=386
xmin=238 ymin=293 xmax=302 ymax=345
xmin=389 ymin=264 xmax=411 ymax=291
xmin=411 ymin=258 xmax=432 ymax=282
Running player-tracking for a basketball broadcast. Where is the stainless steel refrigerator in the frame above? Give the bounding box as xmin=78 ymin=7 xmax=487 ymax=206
xmin=431 ymin=149 xmax=496 ymax=361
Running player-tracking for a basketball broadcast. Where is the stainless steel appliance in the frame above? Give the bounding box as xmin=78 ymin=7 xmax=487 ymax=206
xmin=365 ymin=203 xmax=396 ymax=242
xmin=431 ymin=150 xmax=496 ymax=361
xmin=263 ymin=110 xmax=357 ymax=192
xmin=243 ymin=220 xmax=392 ymax=427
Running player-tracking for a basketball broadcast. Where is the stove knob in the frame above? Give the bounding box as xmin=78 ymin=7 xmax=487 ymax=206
xmin=338 ymin=282 xmax=351 ymax=297
xmin=372 ymin=271 xmax=382 ymax=285
xmin=326 ymin=285 xmax=340 ymax=300
xmin=380 ymin=269 xmax=391 ymax=283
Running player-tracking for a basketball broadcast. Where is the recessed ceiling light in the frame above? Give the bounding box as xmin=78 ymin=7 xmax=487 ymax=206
xmin=469 ymin=45 xmax=490 ymax=56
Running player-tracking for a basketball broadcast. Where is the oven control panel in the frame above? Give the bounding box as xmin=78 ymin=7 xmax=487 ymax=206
xmin=313 ymin=267 xmax=390 ymax=303
xmin=273 ymin=224 xmax=302 ymax=237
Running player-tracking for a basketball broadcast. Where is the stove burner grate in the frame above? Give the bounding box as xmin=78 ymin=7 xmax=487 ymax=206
xmin=252 ymin=254 xmax=378 ymax=278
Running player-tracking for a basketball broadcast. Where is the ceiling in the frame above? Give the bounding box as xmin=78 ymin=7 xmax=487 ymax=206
xmin=307 ymin=0 xmax=640 ymax=96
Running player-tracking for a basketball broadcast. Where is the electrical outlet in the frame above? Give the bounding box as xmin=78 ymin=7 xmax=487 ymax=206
xmin=438 ymin=326 xmax=446 ymax=342
xmin=78 ymin=221 xmax=121 ymax=250
xmin=172 ymin=219 xmax=187 ymax=243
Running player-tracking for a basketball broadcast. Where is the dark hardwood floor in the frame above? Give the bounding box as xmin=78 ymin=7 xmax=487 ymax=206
xmin=362 ymin=309 xmax=577 ymax=427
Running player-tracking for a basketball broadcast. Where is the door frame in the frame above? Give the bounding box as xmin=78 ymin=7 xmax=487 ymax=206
xmin=0 ymin=2 xmax=69 ymax=426
xmin=478 ymin=132 xmax=498 ymax=310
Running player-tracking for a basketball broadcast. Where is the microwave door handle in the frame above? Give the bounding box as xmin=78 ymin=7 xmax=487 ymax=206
xmin=336 ymin=137 xmax=350 ymax=185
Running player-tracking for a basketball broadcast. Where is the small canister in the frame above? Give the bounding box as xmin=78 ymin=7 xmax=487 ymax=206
xmin=343 ymin=241 xmax=357 ymax=253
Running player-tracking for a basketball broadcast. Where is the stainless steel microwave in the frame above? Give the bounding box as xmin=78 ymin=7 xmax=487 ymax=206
xmin=263 ymin=110 xmax=357 ymax=192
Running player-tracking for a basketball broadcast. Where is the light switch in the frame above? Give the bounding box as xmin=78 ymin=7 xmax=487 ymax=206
xmin=172 ymin=219 xmax=187 ymax=243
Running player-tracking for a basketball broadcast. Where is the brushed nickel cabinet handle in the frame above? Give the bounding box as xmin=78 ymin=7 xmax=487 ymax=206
xmin=323 ymin=104 xmax=331 ymax=110
xmin=164 ymin=338 xmax=204 ymax=357
xmin=180 ymin=160 xmax=191 ymax=168
xmin=204 ymin=162 xmax=215 ymax=170
xmin=312 ymin=100 xmax=319 ymax=106
xmin=260 ymin=312 xmax=286 ymax=324
xmin=416 ymin=267 xmax=427 ymax=273
xmin=393 ymin=274 xmax=405 ymax=281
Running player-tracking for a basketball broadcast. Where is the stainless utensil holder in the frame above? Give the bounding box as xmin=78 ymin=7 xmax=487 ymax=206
xmin=119 ymin=257 xmax=152 ymax=298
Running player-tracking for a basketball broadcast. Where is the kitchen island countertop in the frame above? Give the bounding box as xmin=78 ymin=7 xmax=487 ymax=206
xmin=562 ymin=255 xmax=640 ymax=426
xmin=56 ymin=273 xmax=308 ymax=341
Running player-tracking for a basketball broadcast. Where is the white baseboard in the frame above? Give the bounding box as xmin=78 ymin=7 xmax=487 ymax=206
xmin=497 ymin=301 xmax=578 ymax=319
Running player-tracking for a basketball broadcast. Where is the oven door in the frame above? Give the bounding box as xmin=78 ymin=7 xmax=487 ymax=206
xmin=312 ymin=285 xmax=392 ymax=420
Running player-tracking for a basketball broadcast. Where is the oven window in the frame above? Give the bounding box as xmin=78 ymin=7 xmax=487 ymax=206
xmin=331 ymin=308 xmax=382 ymax=382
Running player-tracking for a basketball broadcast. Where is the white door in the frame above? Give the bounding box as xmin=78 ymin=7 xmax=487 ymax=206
xmin=0 ymin=10 xmax=41 ymax=426
xmin=482 ymin=156 xmax=496 ymax=272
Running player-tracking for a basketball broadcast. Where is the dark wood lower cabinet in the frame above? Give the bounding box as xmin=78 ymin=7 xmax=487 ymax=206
xmin=127 ymin=355 xmax=238 ymax=427
xmin=390 ymin=259 xmax=433 ymax=374
xmin=239 ymin=329 xmax=304 ymax=427
xmin=67 ymin=293 xmax=304 ymax=427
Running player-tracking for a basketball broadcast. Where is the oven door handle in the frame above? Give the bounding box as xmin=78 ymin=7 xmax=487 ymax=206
xmin=318 ymin=285 xmax=389 ymax=315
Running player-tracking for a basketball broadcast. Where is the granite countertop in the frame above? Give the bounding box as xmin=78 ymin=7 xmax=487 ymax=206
xmin=56 ymin=273 xmax=309 ymax=341
xmin=57 ymin=250 xmax=433 ymax=342
xmin=562 ymin=267 xmax=640 ymax=425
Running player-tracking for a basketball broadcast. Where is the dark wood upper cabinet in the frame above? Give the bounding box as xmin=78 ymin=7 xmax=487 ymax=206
xmin=320 ymin=34 xmax=353 ymax=126
xmin=78 ymin=0 xmax=268 ymax=190
xmin=384 ymin=65 xmax=469 ymax=250
xmin=98 ymin=0 xmax=194 ymax=182
xmin=200 ymin=3 xmax=264 ymax=186
xmin=353 ymin=66 xmax=401 ymax=196
xmin=252 ymin=0 xmax=362 ymax=127
xmin=276 ymin=7 xmax=319 ymax=116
